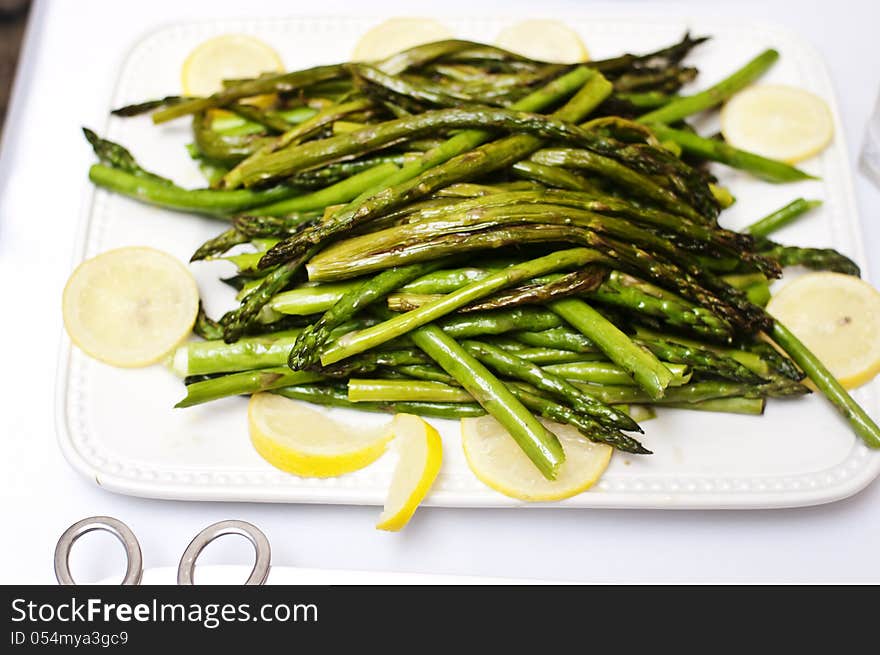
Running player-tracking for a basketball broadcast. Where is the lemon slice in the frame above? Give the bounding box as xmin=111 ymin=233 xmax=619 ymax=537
xmin=495 ymin=20 xmax=589 ymax=63
xmin=461 ymin=416 xmax=611 ymax=502
xmin=352 ymin=18 xmax=454 ymax=61
xmin=766 ymin=272 xmax=880 ymax=389
xmin=721 ymin=85 xmax=833 ymax=163
xmin=182 ymin=34 xmax=284 ymax=97
xmin=62 ymin=247 xmax=199 ymax=368
xmin=248 ymin=393 xmax=392 ymax=477
xmin=376 ymin=414 xmax=443 ymax=531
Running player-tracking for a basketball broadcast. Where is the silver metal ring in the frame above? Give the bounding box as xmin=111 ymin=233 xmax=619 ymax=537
xmin=177 ymin=520 xmax=271 ymax=585
xmin=54 ymin=516 xmax=143 ymax=585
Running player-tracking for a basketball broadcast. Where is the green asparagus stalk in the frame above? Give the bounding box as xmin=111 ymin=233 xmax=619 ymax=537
xmin=587 ymin=270 xmax=734 ymax=341
xmin=175 ymin=367 xmax=324 ymax=407
xmin=410 ymin=323 xmax=566 ymax=479
xmin=513 ymin=327 xmax=596 ymax=353
xmin=745 ymin=198 xmax=822 ymax=238
xmin=649 ymin=125 xmax=815 ymax=183
xmin=395 ymin=364 xmax=458 ymax=384
xmin=661 ymin=397 xmax=766 ymax=415
xmin=315 ymin=349 xmax=430 ymax=378
xmin=153 ymin=64 xmax=345 ymax=123
xmin=191 ymin=228 xmax=250 ymax=262
xmin=269 ymin=282 xmax=363 ymax=316
xmin=529 ymin=147 xmax=702 ymax=220
xmin=227 ymin=104 xmax=633 ymax=189
xmin=756 ymin=241 xmax=860 ymax=276
xmin=634 ymin=333 xmax=766 ymax=383
xmin=504 ymin=384 xmax=650 ymax=454
xmin=289 ymin=260 xmax=451 ymax=370
xmin=550 ymin=297 xmax=675 ymax=399
xmin=171 ymin=319 xmax=377 ymax=376
xmin=319 ymin=248 xmax=609 ymax=366
xmin=87 ymin=164 xmax=298 ymax=216
xmin=461 ymin=340 xmax=642 ymax=432
xmin=246 ymin=161 xmax=400 ymax=216
xmin=220 ymin=251 xmax=315 ymax=343
xmin=769 ymin=322 xmax=880 ymax=448
xmin=438 ymin=307 xmax=566 ymax=339
xmin=348 ymin=378 xmax=473 ymax=403
xmin=572 ymin=378 xmax=809 ymax=405
xmin=637 ymin=49 xmax=779 ymax=124
xmin=543 ymin=361 xmax=691 ymax=386
xmin=273 ymin=385 xmax=485 ymax=419
xmin=83 ymin=128 xmax=172 ymax=185
xmin=492 ymin=347 xmax=603 ymax=364
xmin=222 ymin=97 xmax=374 ymax=188
xmin=510 ymin=160 xmax=601 ymax=192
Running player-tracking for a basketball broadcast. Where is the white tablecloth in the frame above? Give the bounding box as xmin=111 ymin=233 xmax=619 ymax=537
xmin=1 ymin=0 xmax=878 ymax=585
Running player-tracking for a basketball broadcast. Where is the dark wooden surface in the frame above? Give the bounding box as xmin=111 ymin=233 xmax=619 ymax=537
xmin=0 ymin=0 xmax=31 ymax=136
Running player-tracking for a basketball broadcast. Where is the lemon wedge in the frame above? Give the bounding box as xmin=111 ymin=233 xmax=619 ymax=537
xmin=495 ymin=20 xmax=589 ymax=63
xmin=461 ymin=416 xmax=611 ymax=502
xmin=351 ymin=18 xmax=454 ymax=61
xmin=248 ymin=393 xmax=392 ymax=477
xmin=766 ymin=272 xmax=880 ymax=389
xmin=182 ymin=34 xmax=284 ymax=97
xmin=721 ymin=85 xmax=833 ymax=163
xmin=62 ymin=247 xmax=199 ymax=367
xmin=376 ymin=414 xmax=443 ymax=531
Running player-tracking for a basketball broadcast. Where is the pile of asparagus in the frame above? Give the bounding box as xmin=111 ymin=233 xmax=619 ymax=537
xmin=85 ymin=34 xmax=880 ymax=479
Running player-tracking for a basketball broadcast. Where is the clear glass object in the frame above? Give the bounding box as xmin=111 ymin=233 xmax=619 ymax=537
xmin=860 ymin=88 xmax=880 ymax=188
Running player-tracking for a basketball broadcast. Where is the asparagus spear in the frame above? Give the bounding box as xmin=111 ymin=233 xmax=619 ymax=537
xmin=314 ymin=349 xmax=430 ymax=378
xmin=461 ymin=340 xmax=642 ymax=432
xmin=550 ymin=297 xmax=678 ymax=399
xmin=153 ymin=64 xmax=345 ymax=123
xmin=226 ymin=104 xmax=635 ymax=189
xmin=438 ymin=307 xmax=566 ymax=339
xmin=529 ymin=147 xmax=702 ymax=220
xmin=273 ymin=385 xmax=485 ymax=419
xmin=191 ymin=228 xmax=251 ymax=262
xmin=88 ymin=164 xmax=300 ymax=217
xmin=171 ymin=319 xmax=377 ymax=376
xmin=289 ymin=260 xmax=451 ymax=370
xmin=318 ymin=248 xmax=610 ymax=366
xmin=83 ymin=128 xmax=172 ymax=185
xmin=492 ymin=347 xmax=603 ymax=364
xmin=633 ymin=334 xmax=766 ymax=383
xmin=510 ymin=160 xmax=601 ymax=192
xmin=572 ymin=378 xmax=809 ymax=405
xmin=409 ymin=323 xmax=566 ymax=479
xmin=637 ymin=49 xmax=779 ymax=124
xmin=769 ymin=322 xmax=880 ymax=448
xmin=391 ymin=268 xmax=608 ymax=313
xmin=506 ymin=384 xmax=651 ymax=454
xmin=246 ymin=161 xmax=400 ymax=216
xmin=649 ymin=125 xmax=815 ymax=183
xmin=661 ymin=397 xmax=765 ymax=415
xmin=587 ymin=271 xmax=734 ymax=341
xmin=755 ymin=241 xmax=860 ymax=276
xmin=222 ymin=97 xmax=375 ymax=188
xmin=745 ymin=198 xmax=822 ymax=238
xmin=340 ymin=377 xmax=806 ymax=406
xmin=514 ymin=327 xmax=596 ymax=353
xmin=543 ymin=361 xmax=691 ymax=386
xmin=176 ymin=367 xmax=324 ymax=407
xmin=349 ymin=378 xmax=473 ymax=402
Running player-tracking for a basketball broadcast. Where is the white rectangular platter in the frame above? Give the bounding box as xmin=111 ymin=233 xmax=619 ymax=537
xmin=56 ymin=14 xmax=880 ymax=509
